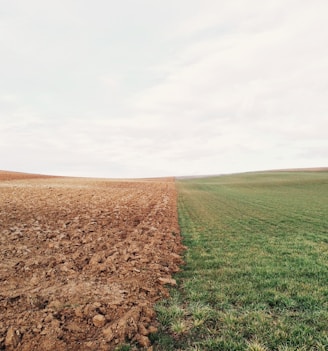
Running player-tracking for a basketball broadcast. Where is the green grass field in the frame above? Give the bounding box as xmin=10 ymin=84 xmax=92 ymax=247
xmin=152 ymin=171 xmax=328 ymax=351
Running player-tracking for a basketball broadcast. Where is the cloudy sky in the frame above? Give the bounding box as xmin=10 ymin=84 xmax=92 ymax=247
xmin=1 ymin=1 xmax=327 ymax=178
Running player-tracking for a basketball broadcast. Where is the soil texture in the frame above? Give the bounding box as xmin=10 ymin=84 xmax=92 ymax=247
xmin=0 ymin=173 xmax=184 ymax=350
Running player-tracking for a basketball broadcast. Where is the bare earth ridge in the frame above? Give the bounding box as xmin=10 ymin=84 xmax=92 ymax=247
xmin=0 ymin=173 xmax=185 ymax=350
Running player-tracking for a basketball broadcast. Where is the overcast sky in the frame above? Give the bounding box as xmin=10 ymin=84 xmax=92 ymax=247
xmin=1 ymin=1 xmax=327 ymax=178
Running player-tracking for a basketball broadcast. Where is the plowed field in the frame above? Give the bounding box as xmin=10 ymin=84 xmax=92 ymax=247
xmin=0 ymin=173 xmax=184 ymax=351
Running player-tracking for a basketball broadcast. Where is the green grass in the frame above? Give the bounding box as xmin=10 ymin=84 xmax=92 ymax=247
xmin=153 ymin=171 xmax=328 ymax=350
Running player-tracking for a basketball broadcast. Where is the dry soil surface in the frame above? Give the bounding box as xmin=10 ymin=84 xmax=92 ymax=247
xmin=0 ymin=173 xmax=184 ymax=351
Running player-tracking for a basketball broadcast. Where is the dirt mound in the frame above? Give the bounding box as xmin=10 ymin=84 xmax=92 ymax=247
xmin=0 ymin=177 xmax=184 ymax=350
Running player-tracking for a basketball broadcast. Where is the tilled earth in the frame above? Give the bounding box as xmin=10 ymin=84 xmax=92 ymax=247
xmin=0 ymin=172 xmax=184 ymax=351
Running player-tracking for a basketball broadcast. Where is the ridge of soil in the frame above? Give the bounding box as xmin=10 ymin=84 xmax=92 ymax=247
xmin=0 ymin=175 xmax=184 ymax=350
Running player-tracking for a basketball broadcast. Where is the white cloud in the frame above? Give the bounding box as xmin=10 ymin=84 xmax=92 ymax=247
xmin=0 ymin=1 xmax=327 ymax=177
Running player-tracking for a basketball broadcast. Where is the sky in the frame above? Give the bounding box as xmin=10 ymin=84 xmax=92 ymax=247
xmin=1 ymin=0 xmax=327 ymax=178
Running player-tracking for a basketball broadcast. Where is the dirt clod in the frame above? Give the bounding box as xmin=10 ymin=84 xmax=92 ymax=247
xmin=158 ymin=277 xmax=177 ymax=286
xmin=139 ymin=324 xmax=149 ymax=336
xmin=5 ymin=327 xmax=21 ymax=350
xmin=148 ymin=326 xmax=158 ymax=334
xmin=93 ymin=315 xmax=106 ymax=328
xmin=135 ymin=334 xmax=151 ymax=348
xmin=102 ymin=326 xmax=114 ymax=342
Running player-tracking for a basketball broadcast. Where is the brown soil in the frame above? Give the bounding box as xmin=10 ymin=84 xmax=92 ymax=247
xmin=0 ymin=173 xmax=184 ymax=351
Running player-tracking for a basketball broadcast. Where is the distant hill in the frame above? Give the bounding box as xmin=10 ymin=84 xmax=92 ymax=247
xmin=0 ymin=170 xmax=56 ymax=181
xmin=267 ymin=167 xmax=328 ymax=172
xmin=176 ymin=167 xmax=328 ymax=180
